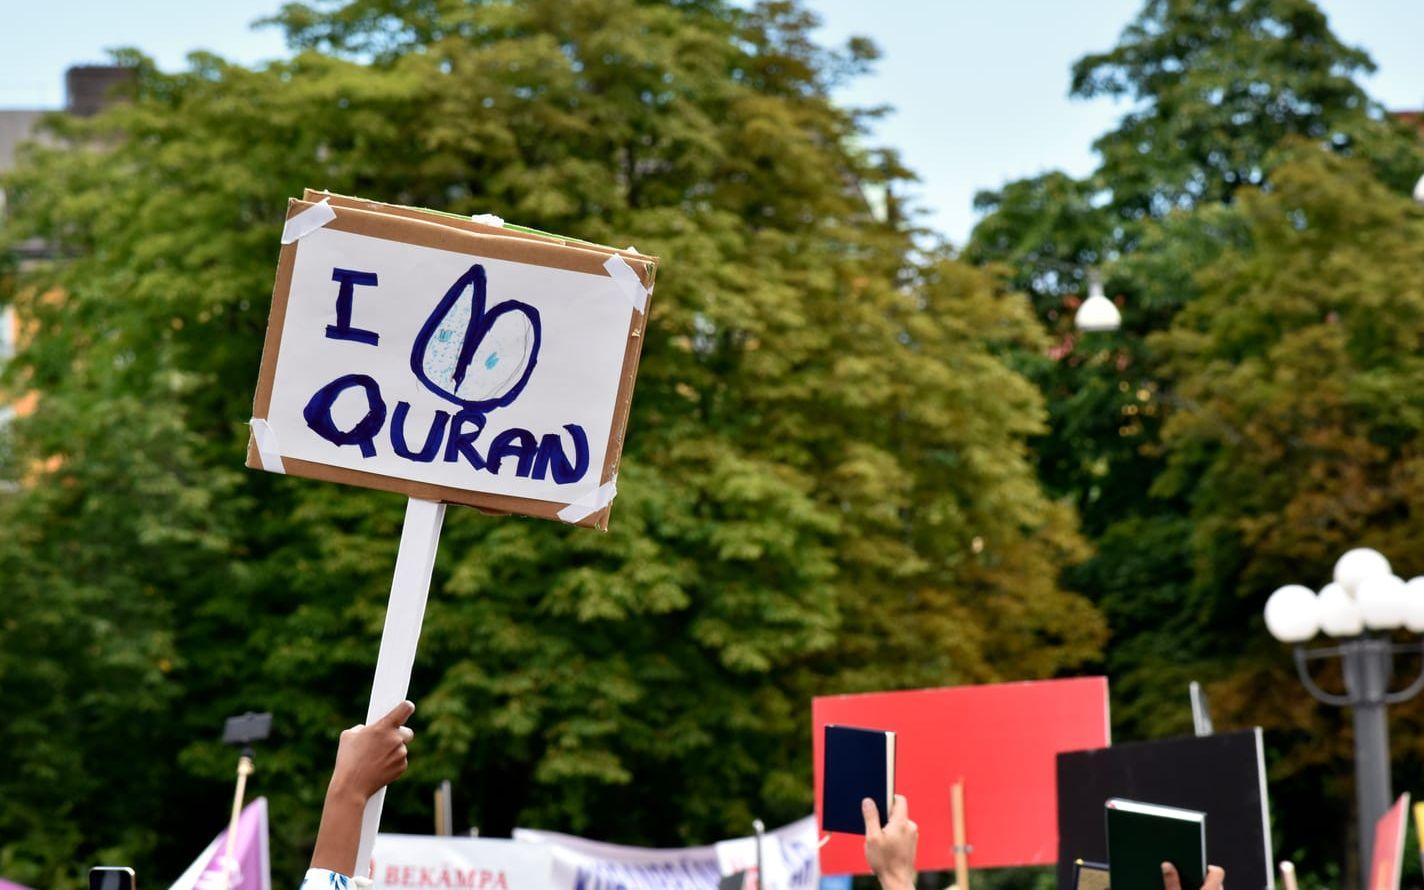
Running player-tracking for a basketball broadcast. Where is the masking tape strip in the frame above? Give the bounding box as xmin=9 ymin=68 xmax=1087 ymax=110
xmin=557 ymin=477 xmax=618 ymax=523
xmin=470 ymin=213 xmax=505 ymax=227
xmin=603 ymin=254 xmax=649 ymax=314
xmin=249 ymin=418 xmax=286 ymax=474
xmin=280 ymin=198 xmax=336 ymax=244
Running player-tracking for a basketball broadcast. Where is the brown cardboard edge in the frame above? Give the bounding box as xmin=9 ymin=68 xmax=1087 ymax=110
xmin=306 ymin=189 xmax=552 ymax=247
xmin=593 ymin=277 xmax=653 ymax=527
xmin=305 ymin=189 xmax=660 ymax=272
xmin=306 ymin=200 xmax=656 ymax=284
xmin=246 ymin=197 xmax=657 ymax=532
xmin=244 ymin=449 xmax=605 ymax=527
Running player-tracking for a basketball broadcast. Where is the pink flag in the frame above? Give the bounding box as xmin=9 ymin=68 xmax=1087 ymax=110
xmin=1370 ymin=794 xmax=1411 ymax=890
xmin=169 ymin=797 xmax=271 ymax=890
xmin=0 ymin=879 xmax=35 ymax=890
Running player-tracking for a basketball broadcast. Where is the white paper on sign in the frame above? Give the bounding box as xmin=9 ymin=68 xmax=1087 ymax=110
xmin=264 ymin=227 xmax=634 ymax=506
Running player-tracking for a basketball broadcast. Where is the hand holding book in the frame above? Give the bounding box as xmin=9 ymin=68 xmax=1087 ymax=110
xmin=1161 ymin=863 xmax=1225 ymax=890
xmin=863 ymin=795 xmax=917 ymax=890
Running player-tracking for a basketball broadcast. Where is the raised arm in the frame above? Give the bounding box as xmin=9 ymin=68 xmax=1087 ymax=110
xmin=307 ymin=700 xmax=417 ymax=882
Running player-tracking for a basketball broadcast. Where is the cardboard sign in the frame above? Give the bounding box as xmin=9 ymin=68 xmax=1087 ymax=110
xmin=247 ymin=192 xmax=656 ymax=528
xmin=1056 ymin=729 xmax=1274 ymax=890
xmin=1370 ymin=794 xmax=1409 ymax=890
xmin=371 ymin=834 xmax=552 ymax=890
xmin=812 ymin=677 xmax=1111 ymax=874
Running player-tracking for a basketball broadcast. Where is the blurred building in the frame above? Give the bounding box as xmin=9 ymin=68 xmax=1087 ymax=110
xmin=0 ymin=64 xmax=133 ymax=236
xmin=0 ymin=110 xmax=46 ymax=175
xmin=63 ymin=65 xmax=136 ymax=118
xmin=1 ymin=65 xmax=134 ymax=428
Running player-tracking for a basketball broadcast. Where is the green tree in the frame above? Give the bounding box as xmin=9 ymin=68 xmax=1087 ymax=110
xmin=1148 ymin=146 xmax=1424 ymax=878
xmin=1071 ymin=0 xmax=1419 ymax=217
xmin=967 ymin=2 xmax=1424 ymax=877
xmin=965 ymin=0 xmax=1424 ymax=714
xmin=969 ymin=0 xmax=1424 ymax=534
xmin=0 ymin=1 xmax=1101 ymax=885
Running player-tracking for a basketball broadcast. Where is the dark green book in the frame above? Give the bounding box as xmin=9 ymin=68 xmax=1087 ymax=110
xmin=1106 ymin=799 xmax=1206 ymax=890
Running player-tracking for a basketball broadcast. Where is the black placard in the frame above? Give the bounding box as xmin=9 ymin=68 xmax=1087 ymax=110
xmin=1056 ymin=729 xmax=1273 ymax=889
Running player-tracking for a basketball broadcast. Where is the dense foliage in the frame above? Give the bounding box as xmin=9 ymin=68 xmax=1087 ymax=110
xmin=0 ymin=1 xmax=1102 ymax=885
xmin=967 ymin=0 xmax=1424 ymax=881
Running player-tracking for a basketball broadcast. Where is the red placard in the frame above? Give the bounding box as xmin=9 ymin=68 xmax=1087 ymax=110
xmin=813 ymin=677 xmax=1109 ymax=875
xmin=1370 ymin=794 xmax=1410 ymax=890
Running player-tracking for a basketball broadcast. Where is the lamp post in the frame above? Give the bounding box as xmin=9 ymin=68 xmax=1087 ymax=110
xmin=1263 ymin=548 xmax=1424 ymax=885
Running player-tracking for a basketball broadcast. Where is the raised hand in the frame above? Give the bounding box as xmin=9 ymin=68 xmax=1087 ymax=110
xmin=1162 ymin=862 xmax=1225 ymax=890
xmin=328 ymin=700 xmax=416 ymax=802
xmin=863 ymin=795 xmax=918 ymax=890
xmin=311 ymin=700 xmax=417 ymax=878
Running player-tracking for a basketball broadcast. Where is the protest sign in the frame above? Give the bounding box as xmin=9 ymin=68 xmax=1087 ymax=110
xmin=713 ymin=817 xmax=818 ymax=890
xmin=249 ymin=192 xmax=656 ymax=529
xmin=812 ymin=677 xmax=1111 ymax=874
xmin=1369 ymin=794 xmax=1409 ymax=890
xmin=370 ymin=834 xmax=552 ymax=890
xmin=245 ymin=193 xmax=657 ymax=872
xmin=514 ymin=816 xmax=818 ymax=890
xmin=1056 ymin=729 xmax=1274 ymax=890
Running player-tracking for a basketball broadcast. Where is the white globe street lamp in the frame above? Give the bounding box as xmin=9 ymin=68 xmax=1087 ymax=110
xmin=1404 ymin=578 xmax=1424 ymax=633
xmin=1074 ymin=273 xmax=1121 ymax=333
xmin=1357 ymin=574 xmax=1408 ymax=630
xmin=1264 ymin=548 xmax=1424 ymax=888
xmin=1335 ymin=547 xmax=1392 ymax=596
xmin=1264 ymin=584 xmax=1320 ymax=642
xmin=1318 ymin=583 xmax=1364 ymax=638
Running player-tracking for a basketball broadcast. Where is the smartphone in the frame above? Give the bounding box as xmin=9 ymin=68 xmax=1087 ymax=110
xmin=90 ymin=867 xmax=135 ymax=890
xmin=222 ymin=711 xmax=273 ymax=746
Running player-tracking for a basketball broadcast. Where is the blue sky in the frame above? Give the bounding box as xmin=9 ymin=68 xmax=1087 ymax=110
xmin=4 ymin=1 xmax=1422 ymax=244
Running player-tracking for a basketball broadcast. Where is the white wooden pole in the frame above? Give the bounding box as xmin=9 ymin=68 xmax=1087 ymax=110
xmin=354 ymin=497 xmax=447 ymax=877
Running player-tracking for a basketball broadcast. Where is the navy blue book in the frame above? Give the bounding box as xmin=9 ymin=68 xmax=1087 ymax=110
xmin=822 ymin=725 xmax=896 ymax=834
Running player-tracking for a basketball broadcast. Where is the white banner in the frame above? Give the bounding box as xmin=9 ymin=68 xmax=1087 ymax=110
xmin=513 ymin=816 xmax=818 ymax=890
xmin=370 ymin=834 xmax=552 ymax=890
